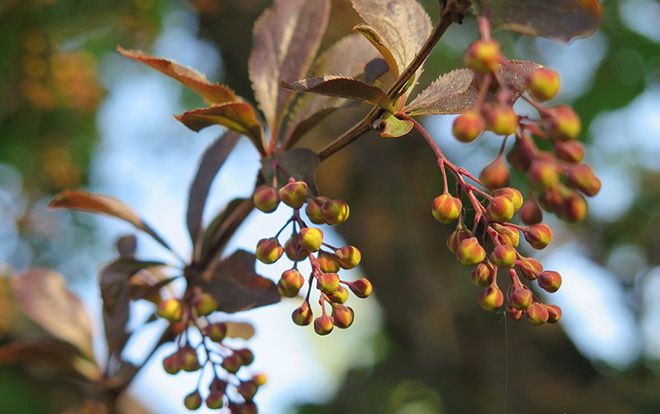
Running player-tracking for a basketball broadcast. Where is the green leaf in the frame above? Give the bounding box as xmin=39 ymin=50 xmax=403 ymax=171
xmin=283 ymin=76 xmax=391 ymax=110
xmin=249 ymin=0 xmax=331 ymax=132
xmin=260 ymin=148 xmax=320 ymax=194
xmin=486 ymin=0 xmax=603 ymax=42
xmin=199 ymin=198 xmax=254 ymax=265
xmin=378 ymin=113 xmax=414 ymax=138
xmin=200 ymin=250 xmax=280 ymax=313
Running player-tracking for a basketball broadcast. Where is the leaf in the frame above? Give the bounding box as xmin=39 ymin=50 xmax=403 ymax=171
xmin=186 ymin=131 xmax=241 ymax=247
xmin=486 ymin=0 xmax=603 ymax=42
xmin=350 ymin=0 xmax=432 ymax=78
xmin=404 ymin=61 xmax=541 ymax=116
xmin=11 ymin=269 xmax=95 ymax=360
xmin=354 ymin=24 xmax=400 ymax=77
xmin=199 ymin=198 xmax=254 ymax=265
xmin=378 ymin=113 xmax=414 ymax=138
xmin=49 ymin=191 xmax=174 ymax=253
xmin=260 ymin=148 xmax=320 ymax=194
xmin=175 ymin=102 xmax=264 ymax=153
xmin=249 ymin=0 xmax=331 ymax=132
xmin=225 ymin=321 xmax=256 ymax=340
xmin=201 ymin=250 xmax=280 ymax=313
xmin=283 ymin=76 xmax=390 ymax=110
xmin=116 ymin=234 xmax=137 ymax=258
xmin=117 ymin=46 xmax=237 ymax=104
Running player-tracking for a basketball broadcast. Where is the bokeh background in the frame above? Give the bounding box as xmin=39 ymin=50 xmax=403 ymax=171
xmin=0 ymin=0 xmax=659 ymax=413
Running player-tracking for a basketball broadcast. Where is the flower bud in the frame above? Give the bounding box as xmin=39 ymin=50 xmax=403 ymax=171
xmin=559 ymin=192 xmax=588 ymax=223
xmin=317 ymin=251 xmax=341 ymax=273
xmin=546 ymin=304 xmax=562 ymax=324
xmin=452 ymin=111 xmax=484 ymax=142
xmin=317 ymin=273 xmax=340 ymax=294
xmin=517 ymin=258 xmax=543 ymax=280
xmin=299 ymin=227 xmax=324 ymax=252
xmin=509 ymin=287 xmax=533 ymax=310
xmin=447 ymin=226 xmax=471 ymax=254
xmin=538 ymin=186 xmax=565 ymax=212
xmin=210 ymin=377 xmax=228 ymax=394
xmin=479 ymin=286 xmax=504 ymax=311
xmin=278 ymin=269 xmax=305 ymax=298
xmin=230 ymin=402 xmax=257 ymax=414
xmin=528 ymin=160 xmax=560 ymax=190
xmin=527 ymin=68 xmax=561 ymax=102
xmin=493 ymin=223 xmax=520 ymax=247
xmin=157 ymin=298 xmax=183 ymax=322
xmin=456 ymin=237 xmax=487 ymax=265
xmin=252 ymin=373 xmax=268 ymax=386
xmin=349 ymin=278 xmax=373 ymax=298
xmin=327 ymin=285 xmax=349 ymax=304
xmin=464 ymin=39 xmax=500 ymax=73
xmin=494 ymin=187 xmax=523 ymax=211
xmin=431 ymin=193 xmax=462 ymax=223
xmin=487 ymin=196 xmax=515 ymax=222
xmin=202 ymin=322 xmax=227 ymax=343
xmin=162 ymin=354 xmax=180 ymax=375
xmin=193 ymin=292 xmax=217 ymax=317
xmin=508 ymin=306 xmax=523 ymax=321
xmin=305 ymin=196 xmax=328 ymax=224
xmin=525 ymin=303 xmax=549 ymax=326
xmin=524 ymin=224 xmax=552 ymax=250
xmin=314 ymin=314 xmax=334 ymax=336
xmin=470 ymin=262 xmax=494 ymax=287
xmin=292 ymin=301 xmax=313 ymax=326
xmin=237 ymin=380 xmax=258 ymax=401
xmin=178 ymin=346 xmax=200 ymax=372
xmin=205 ymin=390 xmax=224 ymax=409
xmin=483 ymin=103 xmax=518 ymax=136
xmin=520 ymin=198 xmax=543 ymax=225
xmin=538 ymin=270 xmax=562 ymax=293
xmin=507 ymin=140 xmax=532 ymax=171
xmin=544 ymin=105 xmax=581 ymax=140
xmin=284 ymin=234 xmax=308 ymax=261
xmin=236 ymin=348 xmax=255 ymax=366
xmin=253 ymin=185 xmax=279 ymax=213
xmin=335 ymin=245 xmax=362 ymax=269
xmin=480 ymin=157 xmax=510 ymax=189
xmin=279 ymin=180 xmax=309 ymax=208
xmin=221 ymin=353 xmax=242 ymax=374
xmin=256 ymin=237 xmax=284 ymax=264
xmin=566 ymin=164 xmax=601 ymax=197
xmin=491 ymin=244 xmax=517 ymax=268
xmin=554 ymin=141 xmax=584 ymax=163
xmin=184 ymin=390 xmax=202 ymax=410
xmin=321 ymin=199 xmax=350 ymax=225
xmin=332 ymin=305 xmax=354 ymax=329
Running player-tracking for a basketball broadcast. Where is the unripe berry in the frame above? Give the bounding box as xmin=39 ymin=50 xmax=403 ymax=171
xmin=491 ymin=244 xmax=517 ymax=268
xmin=157 ymin=298 xmax=183 ymax=322
xmin=252 ymin=373 xmax=268 ymax=386
xmin=431 ymin=193 xmax=462 ymax=223
xmin=464 ymin=39 xmax=500 ymax=73
xmin=205 ymin=391 xmax=224 ymax=409
xmin=538 ymin=186 xmax=565 ymax=213
xmin=554 ymin=141 xmax=585 ymax=163
xmin=332 ymin=305 xmax=354 ymax=329
xmin=279 ymin=180 xmax=308 ymax=208
xmin=487 ymin=196 xmax=515 ymax=222
xmin=559 ymin=192 xmax=588 ymax=223
xmin=327 ymin=285 xmax=349 ymax=304
xmin=527 ymin=68 xmax=561 ymax=102
xmin=321 ymin=199 xmax=350 ymax=225
xmin=483 ymin=104 xmax=518 ymax=136
xmin=517 ymin=258 xmax=543 ymax=280
xmin=253 ymin=185 xmax=279 ymax=213
xmin=237 ymin=380 xmax=258 ymax=401
xmin=162 ymin=354 xmax=180 ymax=375
xmin=447 ymin=226 xmax=471 ymax=254
xmin=335 ymin=246 xmax=362 ymax=269
xmin=546 ymin=304 xmax=562 ymax=324
xmin=520 ymin=198 xmax=543 ymax=225
xmin=179 ymin=346 xmax=200 ymax=372
xmin=508 ymin=306 xmax=523 ymax=321
xmin=193 ymin=292 xmax=217 ymax=317
xmin=278 ymin=269 xmax=305 ymax=298
xmin=470 ymin=262 xmax=494 ymax=287
xmin=236 ymin=348 xmax=255 ymax=366
xmin=524 ymin=224 xmax=553 ymax=250
xmin=528 ymin=160 xmax=560 ymax=190
xmin=314 ymin=314 xmax=334 ymax=335
xmin=184 ymin=390 xmax=202 ymax=410
xmin=292 ymin=301 xmax=313 ymax=326
xmin=317 ymin=251 xmax=341 ymax=272
xmin=299 ymin=227 xmax=324 ymax=252
xmin=305 ymin=197 xmax=328 ymax=224
xmin=210 ymin=377 xmax=228 ymax=393
xmin=566 ymin=164 xmax=601 ymax=197
xmin=545 ymin=105 xmax=581 ymax=140
xmin=525 ymin=303 xmax=549 ymax=326
xmin=221 ymin=353 xmax=242 ymax=374
xmin=317 ymin=273 xmax=340 ymax=294
xmin=538 ymin=270 xmax=562 ymax=293
xmin=349 ymin=278 xmax=373 ymax=298
xmin=284 ymin=234 xmax=308 ymax=261
xmin=456 ymin=237 xmax=487 ymax=265
xmin=452 ymin=111 xmax=484 ymax=142
xmin=231 ymin=402 xmax=257 ymax=414
xmin=509 ymin=287 xmax=533 ymax=310
xmin=202 ymin=322 xmax=227 ymax=343
xmin=479 ymin=286 xmax=504 ymax=311
xmin=480 ymin=157 xmax=510 ymax=189
xmin=493 ymin=223 xmax=520 ymax=247
xmin=507 ymin=140 xmax=532 ymax=171
xmin=256 ymin=238 xmax=284 ymax=264
xmin=494 ymin=187 xmax=523 ymax=211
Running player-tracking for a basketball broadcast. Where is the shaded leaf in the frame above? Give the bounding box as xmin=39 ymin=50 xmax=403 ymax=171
xmin=283 ymin=76 xmax=390 ymax=110
xmin=225 ymin=321 xmax=256 ymax=340
xmin=49 ymin=191 xmax=174 ymax=253
xmin=116 ymin=234 xmax=137 ymax=258
xmin=365 ymin=58 xmax=390 ymax=84
xmin=405 ymin=61 xmax=541 ymax=116
xmin=199 ymin=198 xmax=254 ymax=266
xmin=129 ymin=276 xmax=176 ymax=302
xmin=117 ymin=46 xmax=237 ymax=104
xmin=486 ymin=0 xmax=603 ymax=42
xmin=249 ymin=0 xmax=331 ymax=131
xmin=187 ymin=131 xmax=241 ymax=246
xmin=175 ymin=102 xmax=264 ymax=153
xmin=378 ymin=113 xmax=414 ymax=138
xmin=354 ymin=24 xmax=400 ymax=77
xmin=201 ymin=250 xmax=280 ymax=313
xmin=260 ymin=148 xmax=320 ymax=194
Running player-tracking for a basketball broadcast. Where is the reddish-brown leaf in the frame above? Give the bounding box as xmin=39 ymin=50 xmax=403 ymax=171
xmin=283 ymin=76 xmax=390 ymax=110
xmin=260 ymin=148 xmax=320 ymax=195
xmin=199 ymin=198 xmax=254 ymax=266
xmin=117 ymin=46 xmax=237 ymax=104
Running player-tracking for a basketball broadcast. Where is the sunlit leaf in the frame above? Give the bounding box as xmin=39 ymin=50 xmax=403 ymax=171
xmin=353 ymin=24 xmax=400 ymax=77
xmin=283 ymin=76 xmax=390 ymax=110
xmin=260 ymin=148 xmax=320 ymax=194
xmin=199 ymin=198 xmax=254 ymax=265
xmin=379 ymin=113 xmax=414 ymax=138
xmin=225 ymin=321 xmax=256 ymax=340
xmin=201 ymin=250 xmax=280 ymax=313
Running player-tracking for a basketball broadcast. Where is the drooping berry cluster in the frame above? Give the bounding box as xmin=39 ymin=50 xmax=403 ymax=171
xmin=156 ymin=289 xmax=264 ymax=412
xmin=253 ymin=173 xmax=373 ymax=336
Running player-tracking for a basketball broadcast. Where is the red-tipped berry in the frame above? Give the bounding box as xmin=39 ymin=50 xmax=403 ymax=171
xmin=335 ymin=246 xmax=362 ymax=269
xmin=456 ymin=237 xmax=487 ymax=265
xmin=292 ymin=301 xmax=313 ymax=326
xmin=279 ymin=180 xmax=308 ymax=208
xmin=520 ymin=198 xmax=543 ymax=225
xmin=524 ymin=224 xmax=553 ymax=250
xmin=278 ymin=269 xmax=305 ymax=298
xmin=487 ymin=196 xmax=515 ymax=222
xmin=299 ymin=227 xmax=323 ymax=252
xmin=479 ymin=286 xmax=505 ymax=311
xmin=157 ymin=298 xmax=183 ymax=322
xmin=321 ymin=199 xmax=350 ymax=225
xmin=452 ymin=111 xmax=484 ymax=142
xmin=464 ymin=39 xmax=501 ymax=73
xmin=491 ymin=244 xmax=516 ymax=268
xmin=253 ymin=185 xmax=279 ymax=213
xmin=538 ymin=270 xmax=562 ymax=293
xmin=527 ymin=68 xmax=561 ymax=102
xmin=314 ymin=314 xmax=334 ymax=335
xmin=431 ymin=193 xmax=462 ymax=223
xmin=332 ymin=305 xmax=354 ymax=329
xmin=349 ymin=278 xmax=373 ymax=298
xmin=526 ymin=303 xmax=549 ymax=325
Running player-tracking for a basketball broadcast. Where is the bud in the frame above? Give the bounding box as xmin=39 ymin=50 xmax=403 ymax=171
xmin=566 ymin=164 xmax=601 ymax=197
xmin=332 ymin=305 xmax=355 ymax=329
xmin=494 ymin=187 xmax=523 ymax=211
xmin=524 ymin=224 xmax=553 ymax=250
xmin=230 ymin=402 xmax=257 ymax=414
xmin=544 ymin=105 xmax=581 ymax=140
xmin=253 ymin=185 xmax=279 ymax=213
xmin=538 ymin=185 xmax=565 ymax=213
xmin=546 ymin=304 xmax=562 ymax=324
xmin=470 ymin=262 xmax=493 ymax=287
xmin=349 ymin=278 xmax=373 ymax=298
xmin=193 ymin=292 xmax=217 ymax=317
xmin=525 ymin=303 xmax=549 ymax=326
xmin=487 ymin=196 xmax=515 ymax=222
xmin=317 ymin=273 xmax=340 ymax=294
xmin=479 ymin=286 xmax=504 ymax=311
xmin=299 ymin=227 xmax=324 ymax=252
xmin=520 ymin=198 xmax=543 ymax=225
xmin=236 ymin=348 xmax=255 ymax=366
xmin=284 ymin=234 xmax=308 ymax=261
xmin=452 ymin=111 xmax=484 ymax=142
xmin=202 ymin=322 xmax=227 ymax=343
xmin=292 ymin=301 xmax=313 ymax=326
xmin=184 ymin=391 xmax=202 ymax=410
xmin=480 ymin=157 xmax=510 ymax=189
xmin=447 ymin=226 xmax=471 ymax=254
xmin=252 ymin=373 xmax=268 ymax=386
xmin=527 ymin=68 xmax=561 ymax=102
xmin=205 ymin=391 xmax=224 ymax=410
xmin=279 ymin=180 xmax=309 ymax=208
xmin=517 ymin=258 xmax=543 ymax=280
xmin=483 ymin=104 xmax=518 ymax=136
xmin=162 ymin=354 xmax=180 ymax=375
xmin=305 ymin=196 xmax=328 ymax=224
xmin=559 ymin=192 xmax=588 ymax=223
xmin=554 ymin=141 xmax=584 ymax=163
xmin=456 ymin=237 xmax=487 ymax=265
xmin=538 ymin=270 xmax=562 ymax=293
xmin=507 ymin=140 xmax=532 ymax=171
xmin=327 ymin=285 xmax=349 ymax=304
xmin=493 ymin=223 xmax=520 ymax=247
xmin=318 ymin=251 xmax=341 ymax=272
xmin=237 ymin=380 xmax=258 ymax=401
xmin=256 ymin=237 xmax=284 ymax=264
xmin=431 ymin=193 xmax=462 ymax=223
xmin=335 ymin=245 xmax=362 ymax=269
xmin=491 ymin=244 xmax=517 ymax=268
xmin=314 ymin=314 xmax=334 ymax=336
xmin=508 ymin=307 xmax=523 ymax=321
xmin=210 ymin=377 xmax=228 ymax=394
xmin=157 ymin=298 xmax=183 ymax=322
xmin=278 ymin=269 xmax=305 ymax=297
xmin=179 ymin=346 xmax=200 ymax=372
xmin=509 ymin=287 xmax=533 ymax=310
xmin=221 ymin=354 xmax=241 ymax=374
xmin=528 ymin=160 xmax=560 ymax=190
xmin=321 ymin=199 xmax=350 ymax=225
xmin=464 ymin=39 xmax=500 ymax=73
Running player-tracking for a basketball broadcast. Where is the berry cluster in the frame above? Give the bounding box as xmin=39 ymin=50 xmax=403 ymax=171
xmin=157 ymin=290 xmax=263 ymax=412
xmin=253 ymin=173 xmax=373 ymax=336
